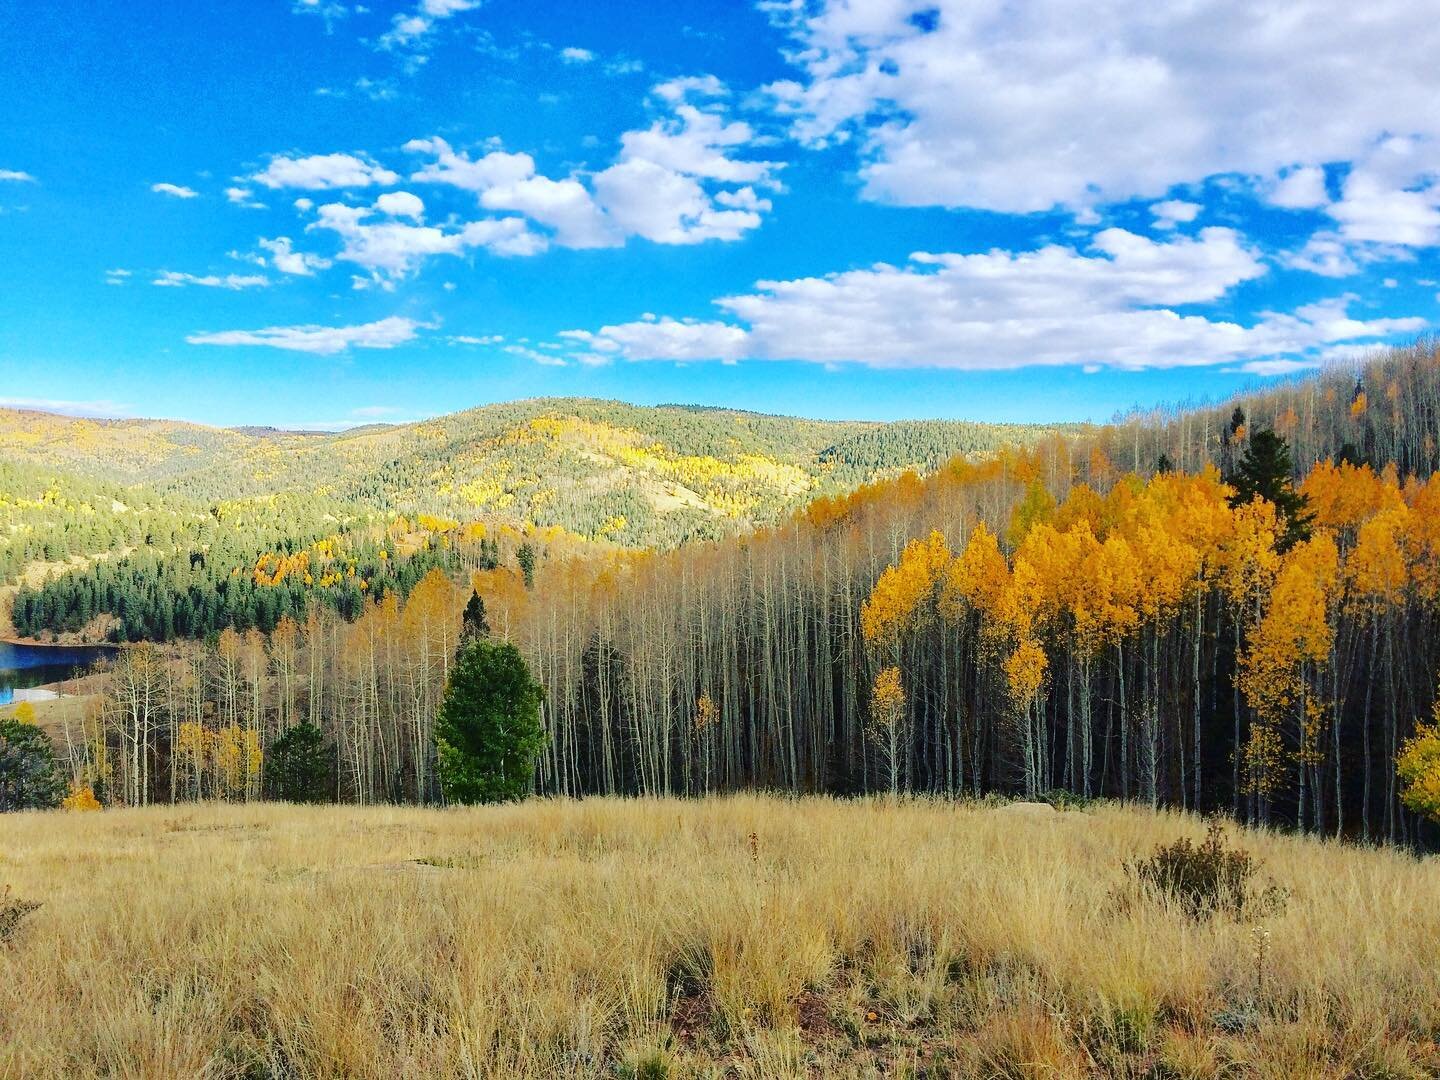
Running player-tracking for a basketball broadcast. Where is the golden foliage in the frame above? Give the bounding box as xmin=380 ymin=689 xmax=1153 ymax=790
xmin=860 ymin=530 xmax=952 ymax=645
xmin=60 ymin=783 xmax=102 ymax=812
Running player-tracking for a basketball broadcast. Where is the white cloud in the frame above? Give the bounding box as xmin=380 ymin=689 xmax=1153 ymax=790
xmin=406 ymin=88 xmax=779 ymax=250
xmin=0 ymin=170 xmax=36 ymax=183
xmin=0 ymin=397 xmax=132 ymax=417
xmin=292 ymin=0 xmax=350 ymax=28
xmin=379 ymin=0 xmax=478 ymax=53
xmin=764 ymin=0 xmax=1440 ymax=213
xmin=505 ymin=344 xmax=568 ymax=366
xmin=1327 ymin=137 xmax=1440 ymax=246
xmin=449 ymin=334 xmax=504 ymax=345
xmin=618 ymin=103 xmax=780 ymax=185
xmin=560 ymin=229 xmax=1424 ymax=372
xmin=153 ymin=271 xmax=271 ymax=289
xmin=375 ymin=190 xmax=426 ymax=220
xmin=1268 ymin=166 xmax=1330 ymax=209
xmin=1150 ymin=199 xmax=1201 ymax=229
xmin=1233 ymin=358 xmax=1319 ymax=376
xmin=253 ymin=152 xmax=398 ymax=190
xmin=225 ymin=186 xmax=265 ymax=209
xmin=308 ymin=197 xmax=541 ymax=284
xmin=652 ymin=74 xmax=728 ymax=103
xmin=187 ymin=316 xmax=424 ymax=355
xmin=152 ymin=182 xmax=199 ymax=199
xmin=591 ymin=158 xmax=762 ymax=244
xmin=560 ymin=47 xmax=594 ymax=64
xmin=561 ymin=318 xmax=748 ymax=362
xmin=103 ymin=269 xmax=132 ymax=286
xmin=481 ymin=173 xmax=619 ymax=248
xmin=258 ymin=236 xmax=333 ymax=276
xmin=404 ymin=137 xmax=535 ymax=191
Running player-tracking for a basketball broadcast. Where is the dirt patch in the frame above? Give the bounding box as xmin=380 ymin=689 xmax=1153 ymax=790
xmin=670 ymin=988 xmax=717 ymax=1045
xmin=794 ymin=990 xmax=842 ymax=1040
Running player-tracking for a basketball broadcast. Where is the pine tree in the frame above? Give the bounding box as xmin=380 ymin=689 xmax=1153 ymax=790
xmin=1228 ymin=429 xmax=1312 ymax=550
xmin=461 ymin=591 xmax=490 ymax=641
xmin=436 ymin=639 xmax=546 ymax=804
xmin=265 ymin=722 xmax=335 ymax=803
xmin=0 ymin=716 xmax=66 ymax=811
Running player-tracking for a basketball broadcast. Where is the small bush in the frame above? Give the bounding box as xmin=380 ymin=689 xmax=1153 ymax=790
xmin=61 ymin=783 xmax=102 ymax=812
xmin=0 ymin=884 xmax=41 ymax=946
xmin=1127 ymin=820 xmax=1260 ymax=919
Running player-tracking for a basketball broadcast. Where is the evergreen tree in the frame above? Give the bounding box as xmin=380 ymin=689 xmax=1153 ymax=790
xmin=435 ymin=639 xmax=545 ymax=804
xmin=516 ymin=543 xmax=536 ymax=590
xmin=0 ymin=715 xmax=66 ymax=811
xmin=265 ymin=722 xmax=335 ymax=803
xmin=461 ymin=591 xmax=490 ymax=641
xmin=1227 ymin=428 xmax=1312 ymax=550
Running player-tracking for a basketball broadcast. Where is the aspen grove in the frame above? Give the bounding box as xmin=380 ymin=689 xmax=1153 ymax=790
xmin=52 ymin=342 xmax=1440 ymax=845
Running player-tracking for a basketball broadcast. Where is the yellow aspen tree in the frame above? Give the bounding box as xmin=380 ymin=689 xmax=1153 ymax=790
xmin=868 ymin=665 xmax=908 ymax=796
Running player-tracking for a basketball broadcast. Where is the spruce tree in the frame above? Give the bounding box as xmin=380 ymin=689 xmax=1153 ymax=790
xmin=265 ymin=722 xmax=335 ymax=803
xmin=1227 ymin=428 xmax=1312 ymax=550
xmin=0 ymin=715 xmax=66 ymax=811
xmin=435 ymin=639 xmax=545 ymax=804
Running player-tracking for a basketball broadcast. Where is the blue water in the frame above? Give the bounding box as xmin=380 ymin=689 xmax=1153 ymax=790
xmin=0 ymin=642 xmax=114 ymax=705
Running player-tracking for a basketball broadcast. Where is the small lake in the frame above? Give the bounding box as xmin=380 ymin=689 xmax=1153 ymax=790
xmin=0 ymin=642 xmax=115 ymax=705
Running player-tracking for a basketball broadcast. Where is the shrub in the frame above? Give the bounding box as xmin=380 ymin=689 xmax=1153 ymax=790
xmin=0 ymin=716 xmax=66 ymax=811
xmin=60 ymin=783 xmax=102 ymax=812
xmin=0 ymin=884 xmax=40 ymax=946
xmin=1126 ymin=820 xmax=1259 ymax=919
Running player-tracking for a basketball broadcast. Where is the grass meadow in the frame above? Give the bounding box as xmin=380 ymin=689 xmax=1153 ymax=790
xmin=2 ymin=796 xmax=1438 ymax=1078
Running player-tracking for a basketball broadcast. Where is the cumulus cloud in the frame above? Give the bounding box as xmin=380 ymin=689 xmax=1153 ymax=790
xmin=560 ymin=47 xmax=594 ymax=64
xmin=375 ymin=190 xmax=426 ymax=220
xmin=258 ymin=236 xmax=333 ymax=276
xmin=153 ymin=271 xmax=271 ymax=289
xmin=1268 ymin=166 xmax=1330 ymax=209
xmin=253 ymin=152 xmax=398 ymax=190
xmin=559 ymin=229 xmax=1423 ymax=372
xmin=0 ymin=169 xmax=36 ymax=183
xmin=187 ymin=316 xmax=424 ymax=355
xmin=404 ymin=137 xmax=535 ymax=191
xmin=764 ymin=0 xmax=1440 ymax=213
xmin=403 ymin=81 xmax=780 ymax=251
xmin=1327 ymin=137 xmax=1440 ymax=246
xmin=152 ymin=182 xmax=199 ymax=199
xmin=618 ymin=103 xmax=780 ymax=185
xmin=1150 ymin=200 xmax=1201 ymax=229
xmin=307 ymin=197 xmax=541 ymax=284
xmin=225 ymin=186 xmax=265 ymax=209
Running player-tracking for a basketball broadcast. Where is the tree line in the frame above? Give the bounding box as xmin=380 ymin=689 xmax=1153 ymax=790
xmin=13 ymin=342 xmax=1440 ymax=846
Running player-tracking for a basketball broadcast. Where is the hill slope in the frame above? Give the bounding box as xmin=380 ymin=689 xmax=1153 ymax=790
xmin=0 ymin=399 xmax=1081 ymax=549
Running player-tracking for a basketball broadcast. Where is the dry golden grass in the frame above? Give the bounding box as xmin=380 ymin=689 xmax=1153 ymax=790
xmin=1 ymin=796 xmax=1438 ymax=1078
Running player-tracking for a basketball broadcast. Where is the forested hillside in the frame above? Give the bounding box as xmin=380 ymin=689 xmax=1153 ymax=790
xmin=16 ymin=342 xmax=1440 ymax=849
xmin=0 ymin=399 xmax=1074 ymax=553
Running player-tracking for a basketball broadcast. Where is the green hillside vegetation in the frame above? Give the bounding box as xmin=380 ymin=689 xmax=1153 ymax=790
xmin=0 ymin=400 xmax=1081 ymax=551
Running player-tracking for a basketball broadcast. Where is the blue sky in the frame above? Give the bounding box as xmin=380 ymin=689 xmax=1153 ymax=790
xmin=3 ymin=0 xmax=1440 ymax=429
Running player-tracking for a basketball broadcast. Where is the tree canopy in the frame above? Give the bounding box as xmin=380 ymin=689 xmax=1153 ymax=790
xmin=436 ymin=638 xmax=546 ymax=804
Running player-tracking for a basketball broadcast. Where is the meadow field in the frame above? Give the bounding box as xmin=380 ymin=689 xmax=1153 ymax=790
xmin=2 ymin=797 xmax=1438 ymax=1079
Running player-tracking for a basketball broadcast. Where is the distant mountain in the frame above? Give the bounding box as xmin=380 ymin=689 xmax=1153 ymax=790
xmin=0 ymin=399 xmax=1084 ymax=550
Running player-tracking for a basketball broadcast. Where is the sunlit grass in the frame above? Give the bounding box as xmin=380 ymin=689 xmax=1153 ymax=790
xmin=1 ymin=796 xmax=1437 ymax=1078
